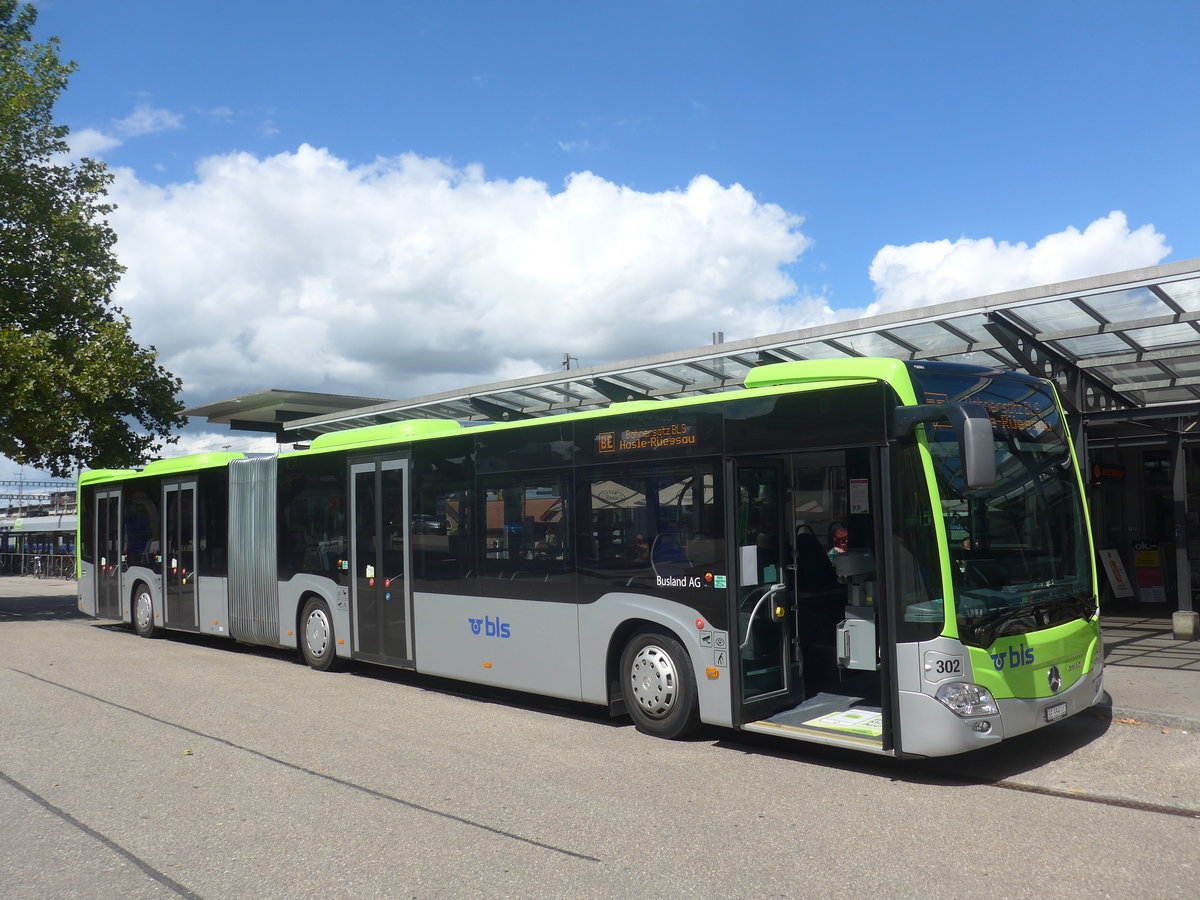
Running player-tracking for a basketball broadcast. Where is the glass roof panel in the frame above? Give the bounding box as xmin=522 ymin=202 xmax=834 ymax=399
xmin=885 ymin=322 xmax=972 ymax=353
xmin=938 ymin=313 xmax=993 ymax=342
xmin=513 ymin=386 xmax=575 ymax=403
xmin=1140 ymin=387 xmax=1200 ymax=404
xmin=683 ymin=358 xmax=753 ymax=380
xmin=1124 ymin=322 xmax=1200 ymax=349
xmin=429 ymin=402 xmax=476 ymax=418
xmin=485 ymin=392 xmax=533 ymax=408
xmin=654 ymin=364 xmax=702 ymax=384
xmin=1159 ymin=277 xmax=1200 ymax=311
xmin=614 ymin=370 xmax=679 ymax=390
xmin=1157 ymin=358 xmax=1200 ymax=378
xmin=833 ymin=332 xmax=911 ymax=357
xmin=1013 ymin=300 xmax=1102 ymax=333
xmin=1091 ymin=361 xmax=1168 ymax=385
xmin=1054 ymin=333 xmax=1132 ymax=358
xmin=787 ymin=341 xmax=852 ymax=359
xmin=547 ymin=381 xmax=607 ymax=403
xmin=1076 ymin=287 xmax=1166 ymax=323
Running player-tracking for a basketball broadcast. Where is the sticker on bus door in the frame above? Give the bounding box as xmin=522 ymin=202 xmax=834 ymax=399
xmin=850 ymin=478 xmax=869 ymax=514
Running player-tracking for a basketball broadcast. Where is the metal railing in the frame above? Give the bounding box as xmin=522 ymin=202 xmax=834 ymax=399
xmin=0 ymin=552 xmax=77 ymax=579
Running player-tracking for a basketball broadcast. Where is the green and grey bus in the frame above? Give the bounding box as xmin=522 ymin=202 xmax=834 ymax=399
xmin=77 ymin=358 xmax=1102 ymax=757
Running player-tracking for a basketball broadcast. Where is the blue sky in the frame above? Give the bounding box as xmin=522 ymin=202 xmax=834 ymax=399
xmin=10 ymin=0 xmax=1200 ymax=481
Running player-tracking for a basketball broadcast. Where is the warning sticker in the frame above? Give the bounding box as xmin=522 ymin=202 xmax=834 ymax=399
xmin=802 ymin=710 xmax=884 ymax=737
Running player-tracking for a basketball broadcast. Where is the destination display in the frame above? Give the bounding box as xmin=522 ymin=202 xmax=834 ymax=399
xmin=596 ymin=420 xmax=699 ymax=455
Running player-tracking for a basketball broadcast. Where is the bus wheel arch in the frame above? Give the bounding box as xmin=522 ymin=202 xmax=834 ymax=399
xmin=613 ymin=623 xmax=701 ymax=739
xmin=298 ymin=594 xmax=339 ymax=671
xmin=131 ymin=581 xmax=158 ymax=638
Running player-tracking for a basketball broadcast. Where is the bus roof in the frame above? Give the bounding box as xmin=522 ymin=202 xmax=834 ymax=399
xmin=80 ymin=357 xmax=1007 ymax=479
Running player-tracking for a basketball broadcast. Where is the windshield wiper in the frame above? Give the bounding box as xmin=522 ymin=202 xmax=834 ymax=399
xmin=964 ymin=593 xmax=1095 ymax=647
xmin=966 ymin=603 xmax=1041 ymax=647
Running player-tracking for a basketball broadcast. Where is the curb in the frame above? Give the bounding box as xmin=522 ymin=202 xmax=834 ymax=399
xmin=1091 ymin=700 xmax=1200 ymax=732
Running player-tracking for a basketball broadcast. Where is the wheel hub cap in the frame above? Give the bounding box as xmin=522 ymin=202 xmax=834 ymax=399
xmin=629 ymin=645 xmax=677 ymax=719
xmin=135 ymin=593 xmax=152 ymax=629
xmin=306 ymin=610 xmax=329 ymax=658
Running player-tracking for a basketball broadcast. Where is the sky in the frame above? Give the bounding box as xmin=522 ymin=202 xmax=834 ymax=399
xmin=7 ymin=0 xmax=1200 ymax=483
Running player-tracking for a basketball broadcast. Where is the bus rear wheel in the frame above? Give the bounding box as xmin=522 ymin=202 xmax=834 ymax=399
xmin=132 ymin=584 xmax=158 ymax=638
xmin=300 ymin=597 xmax=338 ymax=671
xmin=620 ymin=631 xmax=700 ymax=739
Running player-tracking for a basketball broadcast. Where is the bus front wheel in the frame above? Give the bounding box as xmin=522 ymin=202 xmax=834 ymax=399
xmin=132 ymin=584 xmax=158 ymax=638
xmin=300 ymin=597 xmax=338 ymax=672
xmin=620 ymin=631 xmax=700 ymax=739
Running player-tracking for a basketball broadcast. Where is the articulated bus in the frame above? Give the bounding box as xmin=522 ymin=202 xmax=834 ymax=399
xmin=77 ymin=358 xmax=1102 ymax=757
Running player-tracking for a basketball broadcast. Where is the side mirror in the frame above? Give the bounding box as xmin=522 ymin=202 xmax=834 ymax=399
xmin=893 ymin=402 xmax=997 ymax=491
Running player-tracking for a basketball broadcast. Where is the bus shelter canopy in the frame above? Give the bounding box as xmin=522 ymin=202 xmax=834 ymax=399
xmin=187 ymin=258 xmax=1200 ymax=443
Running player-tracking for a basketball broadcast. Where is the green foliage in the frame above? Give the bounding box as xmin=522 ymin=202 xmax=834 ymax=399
xmin=0 ymin=1 xmax=185 ymax=477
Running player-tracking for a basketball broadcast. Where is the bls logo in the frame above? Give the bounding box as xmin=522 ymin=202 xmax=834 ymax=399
xmin=991 ymin=644 xmax=1035 ymax=672
xmin=468 ymin=616 xmax=511 ymax=638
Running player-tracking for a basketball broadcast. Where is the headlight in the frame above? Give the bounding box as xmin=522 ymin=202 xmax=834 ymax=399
xmin=935 ymin=682 xmax=999 ymax=717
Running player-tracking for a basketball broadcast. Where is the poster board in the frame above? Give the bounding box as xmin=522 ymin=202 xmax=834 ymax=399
xmin=1099 ymin=549 xmax=1134 ymax=599
xmin=1132 ymin=541 xmax=1166 ymax=604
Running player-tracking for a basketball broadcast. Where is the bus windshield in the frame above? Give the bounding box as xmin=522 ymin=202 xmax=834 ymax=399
xmin=909 ymin=365 xmax=1095 ymax=647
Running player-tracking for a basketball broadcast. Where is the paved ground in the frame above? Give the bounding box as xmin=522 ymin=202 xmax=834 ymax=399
xmin=1 ymin=576 xmax=1197 ymax=898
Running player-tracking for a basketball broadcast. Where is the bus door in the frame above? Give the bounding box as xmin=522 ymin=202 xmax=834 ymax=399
xmin=732 ymin=461 xmax=800 ymax=723
xmin=350 ymin=458 xmax=413 ymax=665
xmin=94 ymin=489 xmax=122 ymax=619
xmin=163 ymin=480 xmax=198 ymax=630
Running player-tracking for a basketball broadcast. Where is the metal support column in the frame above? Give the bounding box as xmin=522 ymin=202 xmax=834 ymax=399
xmin=1170 ymin=426 xmax=1198 ymax=639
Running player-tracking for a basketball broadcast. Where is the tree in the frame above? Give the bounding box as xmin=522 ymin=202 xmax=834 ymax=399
xmin=0 ymin=0 xmax=185 ymax=478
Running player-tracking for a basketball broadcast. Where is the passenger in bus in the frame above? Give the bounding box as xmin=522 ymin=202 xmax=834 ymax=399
xmin=632 ymin=533 xmax=649 ymax=562
xmin=829 ymin=525 xmax=849 ymax=556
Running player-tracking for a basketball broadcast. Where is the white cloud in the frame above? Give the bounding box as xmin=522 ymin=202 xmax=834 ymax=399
xmin=865 ymin=211 xmax=1171 ymax=315
xmin=163 ymin=427 xmax=281 ymax=459
xmin=114 ymin=102 xmax=184 ymax=138
xmin=68 ymin=127 xmax=122 ymax=158
xmin=107 ymin=145 xmax=816 ymax=405
xmin=558 ymin=138 xmax=599 ymax=153
xmin=65 ymin=102 xmax=184 ymax=160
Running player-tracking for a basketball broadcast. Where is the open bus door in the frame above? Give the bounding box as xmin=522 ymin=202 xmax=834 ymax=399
xmin=731 ymin=460 xmax=801 ymax=724
xmin=736 ymin=449 xmax=894 ymax=754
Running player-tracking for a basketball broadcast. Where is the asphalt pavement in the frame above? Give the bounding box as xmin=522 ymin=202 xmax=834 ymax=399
xmin=3 ymin=574 xmax=1197 ymax=732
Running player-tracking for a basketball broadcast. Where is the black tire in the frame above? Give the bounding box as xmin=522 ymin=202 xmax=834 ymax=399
xmin=299 ymin=597 xmax=338 ymax=671
xmin=620 ymin=631 xmax=701 ymax=739
xmin=132 ymin=583 xmax=159 ymax=638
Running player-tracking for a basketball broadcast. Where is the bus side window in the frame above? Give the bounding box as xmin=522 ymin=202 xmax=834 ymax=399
xmin=479 ymin=474 xmax=572 ymax=599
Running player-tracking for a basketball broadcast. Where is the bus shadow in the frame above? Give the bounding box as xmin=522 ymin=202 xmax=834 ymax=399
xmin=98 ymin=622 xmax=626 ymax=729
xmin=93 ymin=621 xmax=304 ymax=666
xmin=346 ymin=663 xmax=625 ymax=729
xmin=88 ymin=622 xmax=1115 ymax=780
xmin=712 ymin=708 xmax=1113 ymax=784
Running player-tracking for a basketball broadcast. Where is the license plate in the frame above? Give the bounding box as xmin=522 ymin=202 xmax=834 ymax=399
xmin=1045 ymin=702 xmax=1068 ymax=723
